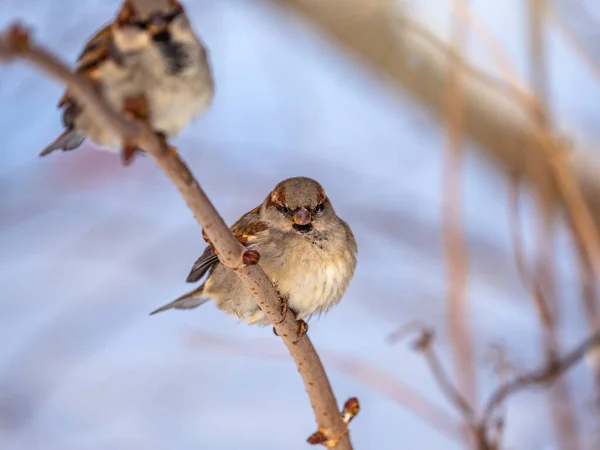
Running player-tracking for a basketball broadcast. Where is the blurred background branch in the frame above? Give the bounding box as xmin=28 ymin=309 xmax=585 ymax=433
xmin=2 ymin=0 xmax=600 ymax=449
xmin=268 ymin=0 xmax=600 ymax=232
xmin=441 ymin=1 xmax=476 ymax=445
xmin=525 ymin=0 xmax=582 ymax=447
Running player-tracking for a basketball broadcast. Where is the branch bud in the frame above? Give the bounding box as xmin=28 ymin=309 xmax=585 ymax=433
xmin=341 ymin=397 xmax=360 ymax=424
xmin=242 ymin=250 xmax=260 ymax=265
xmin=306 ymin=430 xmax=327 ymax=445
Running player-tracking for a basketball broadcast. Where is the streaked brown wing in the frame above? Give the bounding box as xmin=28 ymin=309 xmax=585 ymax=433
xmin=186 ymin=205 xmax=268 ymax=283
xmin=57 ymin=23 xmax=115 ymax=124
xmin=230 ymin=205 xmax=266 ymax=244
xmin=76 ymin=24 xmax=113 ymax=67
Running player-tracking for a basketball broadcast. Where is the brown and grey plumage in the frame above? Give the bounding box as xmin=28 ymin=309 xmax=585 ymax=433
xmin=150 ymin=177 xmax=358 ymax=333
xmin=41 ymin=0 xmax=214 ymax=161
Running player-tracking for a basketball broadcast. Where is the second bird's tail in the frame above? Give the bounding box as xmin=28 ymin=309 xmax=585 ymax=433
xmin=149 ymin=286 xmax=209 ymax=315
xmin=39 ymin=129 xmax=85 ymax=157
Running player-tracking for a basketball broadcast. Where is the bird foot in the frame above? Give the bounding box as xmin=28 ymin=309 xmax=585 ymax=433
xmin=273 ymin=320 xmax=308 ymax=344
xmin=123 ymin=95 xmax=150 ymax=121
xmin=121 ymin=142 xmax=143 ymax=165
xmin=293 ymin=320 xmax=308 ymax=344
xmin=120 ymin=95 xmax=150 ymax=165
xmin=277 ymin=299 xmax=289 ymax=324
xmin=272 ymin=319 xmax=308 ymax=343
xmin=156 ymin=132 xmax=178 ymax=157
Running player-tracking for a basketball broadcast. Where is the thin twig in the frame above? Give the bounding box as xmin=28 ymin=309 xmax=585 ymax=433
xmin=0 ymin=19 xmax=353 ymax=449
xmin=400 ymin=327 xmax=491 ymax=447
xmin=400 ymin=324 xmax=600 ymax=449
xmin=480 ymin=331 xmax=600 ymax=430
xmin=413 ymin=330 xmax=476 ymax=423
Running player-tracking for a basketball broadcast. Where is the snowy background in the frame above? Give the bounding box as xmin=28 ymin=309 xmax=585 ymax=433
xmin=1 ymin=0 xmax=600 ymax=448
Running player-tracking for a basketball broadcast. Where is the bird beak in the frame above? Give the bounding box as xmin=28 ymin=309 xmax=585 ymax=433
xmin=148 ymin=13 xmax=169 ymax=39
xmin=293 ymin=207 xmax=312 ymax=226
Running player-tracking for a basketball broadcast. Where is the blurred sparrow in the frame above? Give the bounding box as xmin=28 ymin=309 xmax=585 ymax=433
xmin=40 ymin=0 xmax=214 ymax=164
xmin=150 ymin=176 xmax=358 ymax=340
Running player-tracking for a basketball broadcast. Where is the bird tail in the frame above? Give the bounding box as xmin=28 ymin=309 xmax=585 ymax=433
xmin=149 ymin=286 xmax=209 ymax=315
xmin=39 ymin=129 xmax=85 ymax=157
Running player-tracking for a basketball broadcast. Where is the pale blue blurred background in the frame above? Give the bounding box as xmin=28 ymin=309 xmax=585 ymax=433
xmin=1 ymin=0 xmax=600 ymax=449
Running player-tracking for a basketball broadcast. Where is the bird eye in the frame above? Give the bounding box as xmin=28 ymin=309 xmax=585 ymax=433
xmin=314 ymin=203 xmax=325 ymax=213
xmin=132 ymin=19 xmax=149 ymax=29
xmin=277 ymin=204 xmax=290 ymax=215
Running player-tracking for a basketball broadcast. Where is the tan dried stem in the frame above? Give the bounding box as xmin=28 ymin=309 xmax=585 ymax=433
xmin=527 ymin=0 xmax=556 ymax=331
xmin=526 ymin=1 xmax=581 ymax=447
xmin=442 ymin=0 xmax=477 ymax=436
xmin=508 ymin=176 xmax=533 ymax=287
xmin=0 ymin=20 xmax=353 ymax=449
xmin=508 ymin=175 xmax=557 ymax=349
xmin=549 ymin=0 xmax=600 ymax=414
xmin=549 ymin=5 xmax=600 ymax=83
xmin=510 ymin=138 xmax=583 ymax=450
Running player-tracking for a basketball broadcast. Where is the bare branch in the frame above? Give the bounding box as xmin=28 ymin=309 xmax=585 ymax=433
xmin=412 ymin=330 xmax=476 ymax=423
xmin=395 ymin=327 xmax=483 ymax=446
xmin=480 ymin=331 xmax=600 ymax=430
xmin=396 ymin=324 xmax=600 ymax=449
xmin=0 ymin=22 xmax=353 ymax=449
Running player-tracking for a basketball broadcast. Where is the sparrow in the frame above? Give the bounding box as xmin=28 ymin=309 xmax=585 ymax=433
xmin=150 ymin=176 xmax=358 ymax=341
xmin=40 ymin=0 xmax=214 ymax=164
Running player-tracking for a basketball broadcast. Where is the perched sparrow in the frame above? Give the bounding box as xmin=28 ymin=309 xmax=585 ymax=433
xmin=150 ymin=176 xmax=358 ymax=340
xmin=40 ymin=0 xmax=214 ymax=164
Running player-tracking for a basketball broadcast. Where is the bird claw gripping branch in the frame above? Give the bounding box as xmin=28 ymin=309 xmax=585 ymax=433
xmin=121 ymin=95 xmax=178 ymax=165
xmin=271 ymin=295 xmax=309 ymax=345
xmin=121 ymin=95 xmax=149 ymax=164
